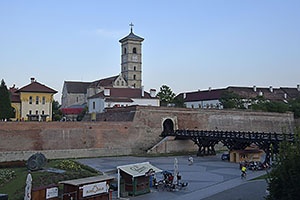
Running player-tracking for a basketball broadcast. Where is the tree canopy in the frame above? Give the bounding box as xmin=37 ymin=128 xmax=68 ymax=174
xmin=219 ymin=91 xmax=245 ymax=109
xmin=289 ymin=97 xmax=300 ymax=118
xmin=157 ymin=85 xmax=176 ymax=106
xmin=0 ymin=79 xmax=14 ymax=120
xmin=252 ymin=96 xmax=289 ymax=113
xmin=52 ymin=100 xmax=62 ymax=121
xmin=266 ymin=130 xmax=300 ymax=200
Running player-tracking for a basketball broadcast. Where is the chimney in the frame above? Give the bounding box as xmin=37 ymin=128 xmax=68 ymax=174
xmin=208 ymin=87 xmax=212 ymax=91
xmin=150 ymin=89 xmax=156 ymax=98
xmin=141 ymin=86 xmax=144 ymax=97
xmin=284 ymin=93 xmax=287 ymax=99
xmin=104 ymin=88 xmax=110 ymax=96
xmin=297 ymin=84 xmax=300 ymax=91
xmin=253 ymin=85 xmax=257 ymax=92
xmin=30 ymin=77 xmax=35 ymax=83
xmin=269 ymin=86 xmax=273 ymax=93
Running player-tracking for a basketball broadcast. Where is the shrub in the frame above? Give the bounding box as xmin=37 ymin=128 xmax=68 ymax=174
xmin=55 ymin=160 xmax=82 ymax=171
xmin=0 ymin=169 xmax=16 ymax=186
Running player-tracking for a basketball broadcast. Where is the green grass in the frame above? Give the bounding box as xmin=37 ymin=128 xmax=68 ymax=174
xmin=0 ymin=159 xmax=101 ymax=200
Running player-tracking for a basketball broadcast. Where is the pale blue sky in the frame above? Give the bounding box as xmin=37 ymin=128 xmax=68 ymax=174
xmin=1 ymin=0 xmax=299 ymax=102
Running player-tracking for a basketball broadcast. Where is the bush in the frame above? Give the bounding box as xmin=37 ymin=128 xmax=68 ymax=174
xmin=0 ymin=169 xmax=16 ymax=186
xmin=55 ymin=160 xmax=82 ymax=171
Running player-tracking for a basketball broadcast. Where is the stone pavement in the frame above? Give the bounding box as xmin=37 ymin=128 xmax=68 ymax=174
xmin=77 ymin=155 xmax=268 ymax=200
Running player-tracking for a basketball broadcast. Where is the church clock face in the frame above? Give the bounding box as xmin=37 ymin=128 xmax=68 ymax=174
xmin=132 ymin=55 xmax=138 ymax=62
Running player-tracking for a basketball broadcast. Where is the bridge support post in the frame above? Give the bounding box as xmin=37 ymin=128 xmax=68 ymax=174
xmin=195 ymin=140 xmax=218 ymax=156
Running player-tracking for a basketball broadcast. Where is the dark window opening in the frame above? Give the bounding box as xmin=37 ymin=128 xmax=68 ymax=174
xmin=133 ymin=75 xmax=136 ymax=80
xmin=133 ymin=47 xmax=137 ymax=54
xmin=134 ymin=66 xmax=136 ymax=71
xmin=163 ymin=119 xmax=174 ymax=135
xmin=124 ymin=48 xmax=127 ymax=54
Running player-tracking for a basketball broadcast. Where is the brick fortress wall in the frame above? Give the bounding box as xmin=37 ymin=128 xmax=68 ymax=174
xmin=0 ymin=106 xmax=295 ymax=161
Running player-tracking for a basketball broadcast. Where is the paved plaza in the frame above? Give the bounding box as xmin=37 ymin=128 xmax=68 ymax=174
xmin=77 ymin=155 xmax=268 ymax=200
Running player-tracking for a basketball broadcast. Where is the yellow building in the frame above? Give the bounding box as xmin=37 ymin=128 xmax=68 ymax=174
xmin=10 ymin=78 xmax=57 ymax=121
xmin=230 ymin=146 xmax=264 ymax=163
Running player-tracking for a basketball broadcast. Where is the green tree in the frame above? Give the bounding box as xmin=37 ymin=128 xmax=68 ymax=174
xmin=219 ymin=91 xmax=245 ymax=109
xmin=77 ymin=107 xmax=87 ymax=121
xmin=173 ymin=94 xmax=186 ymax=108
xmin=266 ymin=129 xmax=300 ymax=200
xmin=157 ymin=85 xmax=176 ymax=106
xmin=289 ymin=97 xmax=300 ymax=118
xmin=0 ymin=79 xmax=14 ymax=120
xmin=252 ymin=96 xmax=289 ymax=113
xmin=52 ymin=100 xmax=62 ymax=121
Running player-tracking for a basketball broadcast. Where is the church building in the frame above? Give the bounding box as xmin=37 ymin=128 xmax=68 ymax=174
xmin=61 ymin=24 xmax=158 ymax=113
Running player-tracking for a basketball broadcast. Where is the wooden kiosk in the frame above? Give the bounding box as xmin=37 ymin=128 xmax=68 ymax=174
xmin=60 ymin=175 xmax=114 ymax=200
xmin=117 ymin=162 xmax=162 ymax=198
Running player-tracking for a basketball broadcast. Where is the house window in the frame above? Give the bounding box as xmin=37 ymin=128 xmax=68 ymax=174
xmin=29 ymin=110 xmax=32 ymax=115
xmin=29 ymin=96 xmax=32 ymax=104
xmin=133 ymin=47 xmax=137 ymax=54
xmin=36 ymin=96 xmax=39 ymax=104
xmin=134 ymin=66 xmax=136 ymax=71
xmin=42 ymin=96 xmax=45 ymax=104
xmin=36 ymin=110 xmax=38 ymax=115
xmin=93 ymin=102 xmax=95 ymax=109
xmin=117 ymin=81 xmax=120 ymax=86
xmin=121 ymin=81 xmax=124 ymax=86
xmin=133 ymin=75 xmax=136 ymax=80
xmin=76 ymin=97 xmax=79 ymax=102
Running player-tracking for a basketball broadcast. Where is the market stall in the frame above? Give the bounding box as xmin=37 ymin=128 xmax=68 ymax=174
xmin=60 ymin=175 xmax=114 ymax=200
xmin=117 ymin=162 xmax=162 ymax=198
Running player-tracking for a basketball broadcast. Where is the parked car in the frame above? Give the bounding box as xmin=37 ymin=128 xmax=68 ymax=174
xmin=221 ymin=153 xmax=230 ymax=161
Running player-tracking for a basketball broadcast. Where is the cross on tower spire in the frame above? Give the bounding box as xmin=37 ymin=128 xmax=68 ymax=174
xmin=129 ymin=22 xmax=134 ymax=33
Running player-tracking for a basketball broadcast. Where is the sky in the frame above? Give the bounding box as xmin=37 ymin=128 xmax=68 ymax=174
xmin=1 ymin=0 xmax=300 ymax=102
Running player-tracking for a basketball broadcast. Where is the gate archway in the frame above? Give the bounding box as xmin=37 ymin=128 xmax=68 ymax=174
xmin=162 ymin=119 xmax=174 ymax=135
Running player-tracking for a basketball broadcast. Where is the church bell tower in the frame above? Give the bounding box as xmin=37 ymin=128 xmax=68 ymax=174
xmin=119 ymin=23 xmax=144 ymax=88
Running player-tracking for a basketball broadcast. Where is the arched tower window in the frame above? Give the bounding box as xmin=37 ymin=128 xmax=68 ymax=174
xmin=134 ymin=66 xmax=136 ymax=71
xmin=124 ymin=48 xmax=127 ymax=54
xmin=133 ymin=75 xmax=136 ymax=80
xmin=133 ymin=47 xmax=137 ymax=54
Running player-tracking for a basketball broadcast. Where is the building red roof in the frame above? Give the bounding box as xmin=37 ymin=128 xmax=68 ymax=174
xmin=17 ymin=80 xmax=57 ymax=94
xmin=88 ymin=88 xmax=157 ymax=100
xmin=61 ymin=108 xmax=84 ymax=114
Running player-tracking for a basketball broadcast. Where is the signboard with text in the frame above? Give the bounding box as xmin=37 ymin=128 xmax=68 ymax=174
xmin=82 ymin=181 xmax=107 ymax=197
xmin=46 ymin=187 xmax=58 ymax=199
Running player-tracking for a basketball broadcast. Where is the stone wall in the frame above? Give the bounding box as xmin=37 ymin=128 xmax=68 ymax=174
xmin=131 ymin=106 xmax=294 ymax=153
xmin=0 ymin=106 xmax=295 ymax=161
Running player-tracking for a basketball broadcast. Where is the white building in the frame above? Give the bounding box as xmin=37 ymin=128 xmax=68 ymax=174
xmin=88 ymin=88 xmax=159 ymax=113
